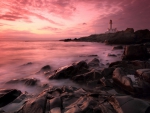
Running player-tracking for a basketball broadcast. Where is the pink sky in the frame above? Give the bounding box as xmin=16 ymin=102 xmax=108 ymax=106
xmin=0 ymin=0 xmax=150 ymax=39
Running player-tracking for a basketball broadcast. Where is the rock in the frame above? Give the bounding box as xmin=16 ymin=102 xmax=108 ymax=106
xmin=86 ymin=80 xmax=99 ymax=88
xmin=16 ymin=86 xmax=150 ymax=113
xmin=21 ymin=62 xmax=32 ymax=66
xmin=125 ymin=28 xmax=134 ymax=33
xmin=99 ymin=78 xmax=113 ymax=88
xmin=88 ymin=58 xmax=100 ymax=67
xmin=122 ymin=44 xmax=149 ymax=60
xmin=135 ymin=29 xmax=150 ymax=43
xmin=0 ymin=89 xmax=21 ymax=107
xmin=49 ymin=61 xmax=89 ymax=79
xmin=107 ymin=53 xmax=117 ymax=57
xmin=112 ymin=68 xmax=134 ymax=92
xmin=40 ymin=65 xmax=51 ymax=73
xmin=7 ymin=78 xmax=39 ymax=86
xmin=109 ymin=60 xmax=150 ymax=70
xmin=144 ymin=42 xmax=150 ymax=48
xmin=136 ymin=69 xmax=150 ymax=82
xmin=101 ymin=67 xmax=115 ymax=79
xmin=88 ymin=55 xmax=98 ymax=57
xmin=0 ymin=108 xmax=5 ymax=113
xmin=72 ymin=69 xmax=102 ymax=83
xmin=108 ymin=96 xmax=150 ymax=113
xmin=105 ymin=31 xmax=135 ymax=44
xmin=17 ymin=92 xmax=47 ymax=113
xmin=112 ymin=45 xmax=123 ymax=50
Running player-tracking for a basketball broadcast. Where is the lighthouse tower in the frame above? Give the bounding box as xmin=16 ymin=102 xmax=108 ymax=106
xmin=110 ymin=20 xmax=112 ymax=30
xmin=105 ymin=20 xmax=117 ymax=33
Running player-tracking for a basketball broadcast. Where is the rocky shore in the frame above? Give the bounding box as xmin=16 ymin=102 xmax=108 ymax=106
xmin=1 ymin=43 xmax=150 ymax=113
xmin=60 ymin=28 xmax=150 ymax=45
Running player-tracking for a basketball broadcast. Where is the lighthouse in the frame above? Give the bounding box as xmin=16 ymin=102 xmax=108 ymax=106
xmin=109 ymin=20 xmax=112 ymax=30
xmin=105 ymin=20 xmax=117 ymax=33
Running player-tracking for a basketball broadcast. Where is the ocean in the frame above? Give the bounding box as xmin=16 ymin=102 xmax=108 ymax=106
xmin=0 ymin=40 xmax=123 ymax=94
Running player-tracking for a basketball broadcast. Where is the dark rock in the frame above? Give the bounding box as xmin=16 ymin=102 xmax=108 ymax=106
xmin=101 ymin=67 xmax=115 ymax=79
xmin=122 ymin=44 xmax=149 ymax=60
xmin=112 ymin=68 xmax=134 ymax=92
xmin=0 ymin=89 xmax=21 ymax=107
xmin=88 ymin=55 xmax=98 ymax=57
xmin=16 ymin=86 xmax=150 ymax=113
xmin=72 ymin=69 xmax=102 ymax=83
xmin=17 ymin=92 xmax=47 ymax=113
xmin=105 ymin=31 xmax=135 ymax=44
xmin=135 ymin=29 xmax=150 ymax=43
xmin=109 ymin=96 xmax=150 ymax=113
xmin=136 ymin=69 xmax=150 ymax=82
xmin=7 ymin=78 xmax=39 ymax=86
xmin=86 ymin=80 xmax=99 ymax=88
xmin=41 ymin=65 xmax=51 ymax=73
xmin=107 ymin=53 xmax=117 ymax=57
xmin=88 ymin=58 xmax=100 ymax=67
xmin=144 ymin=42 xmax=150 ymax=48
xmin=125 ymin=28 xmax=134 ymax=33
xmin=112 ymin=45 xmax=123 ymax=50
xmin=99 ymin=78 xmax=113 ymax=88
xmin=49 ymin=61 xmax=89 ymax=79
xmin=21 ymin=62 xmax=32 ymax=66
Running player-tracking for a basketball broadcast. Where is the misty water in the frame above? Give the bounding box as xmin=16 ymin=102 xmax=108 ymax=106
xmin=0 ymin=40 xmax=123 ymax=95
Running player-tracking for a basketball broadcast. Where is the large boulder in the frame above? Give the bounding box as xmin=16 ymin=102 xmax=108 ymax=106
xmin=49 ymin=61 xmax=89 ymax=79
xmin=112 ymin=68 xmax=134 ymax=92
xmin=122 ymin=44 xmax=149 ymax=60
xmin=0 ymin=89 xmax=21 ymax=107
xmin=135 ymin=29 xmax=150 ymax=43
xmin=109 ymin=96 xmax=150 ymax=113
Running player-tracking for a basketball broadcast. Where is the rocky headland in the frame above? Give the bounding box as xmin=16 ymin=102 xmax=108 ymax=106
xmin=1 ymin=30 xmax=150 ymax=113
xmin=61 ymin=28 xmax=150 ymax=45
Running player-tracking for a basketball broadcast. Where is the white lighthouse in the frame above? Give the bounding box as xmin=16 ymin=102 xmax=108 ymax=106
xmin=105 ymin=20 xmax=117 ymax=33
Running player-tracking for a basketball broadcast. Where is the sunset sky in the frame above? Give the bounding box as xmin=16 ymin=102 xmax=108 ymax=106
xmin=0 ymin=0 xmax=150 ymax=39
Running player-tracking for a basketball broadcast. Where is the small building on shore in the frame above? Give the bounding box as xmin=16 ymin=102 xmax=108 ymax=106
xmin=105 ymin=20 xmax=117 ymax=33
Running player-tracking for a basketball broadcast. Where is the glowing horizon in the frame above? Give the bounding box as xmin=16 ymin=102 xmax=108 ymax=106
xmin=0 ymin=0 xmax=150 ymax=39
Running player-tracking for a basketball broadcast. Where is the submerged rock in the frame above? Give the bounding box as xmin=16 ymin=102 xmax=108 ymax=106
xmin=0 ymin=89 xmax=21 ymax=107
xmin=7 ymin=78 xmax=40 ymax=86
xmin=112 ymin=45 xmax=123 ymax=50
xmin=107 ymin=53 xmax=117 ymax=57
xmin=40 ymin=65 xmax=51 ymax=73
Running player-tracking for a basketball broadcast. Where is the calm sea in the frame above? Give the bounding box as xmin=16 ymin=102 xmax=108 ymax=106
xmin=0 ymin=40 xmax=123 ymax=94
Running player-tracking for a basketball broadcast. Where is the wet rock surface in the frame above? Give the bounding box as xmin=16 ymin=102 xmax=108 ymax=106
xmin=14 ymin=86 xmax=150 ymax=113
xmin=0 ymin=89 xmax=21 ymax=107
